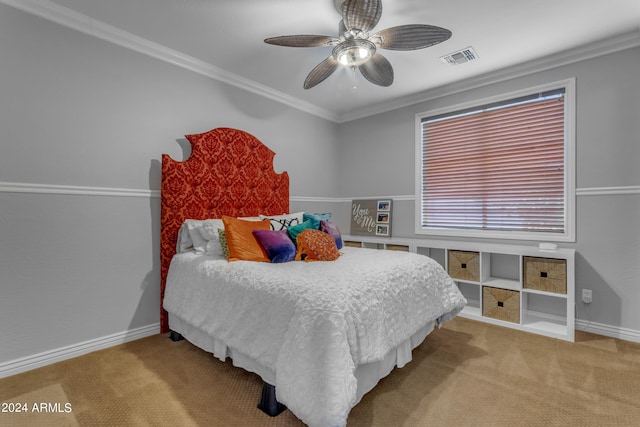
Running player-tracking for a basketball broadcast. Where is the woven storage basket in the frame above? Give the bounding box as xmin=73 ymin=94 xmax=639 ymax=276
xmin=386 ymin=244 xmax=409 ymax=252
xmin=343 ymin=241 xmax=362 ymax=248
xmin=448 ymin=250 xmax=480 ymax=282
xmin=523 ymin=257 xmax=567 ymax=294
xmin=482 ymin=286 xmax=520 ymax=323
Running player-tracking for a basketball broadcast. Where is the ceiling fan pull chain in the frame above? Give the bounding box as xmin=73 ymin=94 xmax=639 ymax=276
xmin=352 ymin=66 xmax=357 ymax=89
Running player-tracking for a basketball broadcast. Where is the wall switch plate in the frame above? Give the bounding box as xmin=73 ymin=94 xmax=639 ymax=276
xmin=582 ymin=289 xmax=592 ymax=304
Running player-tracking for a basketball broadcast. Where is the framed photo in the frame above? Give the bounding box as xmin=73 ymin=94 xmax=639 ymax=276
xmin=377 ymin=212 xmax=389 ymax=223
xmin=377 ymin=200 xmax=391 ymax=211
xmin=376 ymin=224 xmax=389 ymax=236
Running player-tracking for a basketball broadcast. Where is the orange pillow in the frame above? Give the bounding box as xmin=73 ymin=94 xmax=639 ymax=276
xmin=295 ymin=229 xmax=341 ymax=262
xmin=221 ymin=216 xmax=270 ymax=262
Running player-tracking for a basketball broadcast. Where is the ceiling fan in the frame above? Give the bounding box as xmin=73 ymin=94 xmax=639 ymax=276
xmin=264 ymin=0 xmax=452 ymax=89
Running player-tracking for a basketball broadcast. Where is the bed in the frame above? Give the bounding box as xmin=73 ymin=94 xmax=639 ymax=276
xmin=160 ymin=127 xmax=466 ymax=427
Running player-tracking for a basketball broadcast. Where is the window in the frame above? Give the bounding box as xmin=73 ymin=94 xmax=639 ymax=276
xmin=415 ymin=79 xmax=575 ymax=242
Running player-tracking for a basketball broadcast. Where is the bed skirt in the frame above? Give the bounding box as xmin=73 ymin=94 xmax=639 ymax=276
xmin=168 ymin=313 xmax=436 ymax=408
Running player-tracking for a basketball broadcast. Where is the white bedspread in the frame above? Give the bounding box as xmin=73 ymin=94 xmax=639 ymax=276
xmin=163 ymin=247 xmax=466 ymax=427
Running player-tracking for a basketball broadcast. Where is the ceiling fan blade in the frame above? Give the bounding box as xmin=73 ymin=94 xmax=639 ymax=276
xmin=342 ymin=0 xmax=382 ymax=32
xmin=338 ymin=19 xmax=347 ymax=35
xmin=371 ymin=25 xmax=452 ymax=50
xmin=358 ymin=52 xmax=393 ymax=87
xmin=304 ymin=56 xmax=340 ymax=89
xmin=264 ymin=35 xmax=339 ymax=48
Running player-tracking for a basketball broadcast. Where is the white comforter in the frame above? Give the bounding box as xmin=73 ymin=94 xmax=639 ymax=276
xmin=163 ymin=247 xmax=466 ymax=427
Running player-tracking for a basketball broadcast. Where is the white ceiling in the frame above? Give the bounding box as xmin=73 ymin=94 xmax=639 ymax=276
xmin=22 ymin=0 xmax=640 ymax=121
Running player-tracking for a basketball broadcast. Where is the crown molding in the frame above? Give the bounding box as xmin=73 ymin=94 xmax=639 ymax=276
xmin=337 ymin=30 xmax=640 ymax=123
xmin=0 ymin=0 xmax=339 ymax=123
xmin=2 ymin=0 xmax=640 ymax=125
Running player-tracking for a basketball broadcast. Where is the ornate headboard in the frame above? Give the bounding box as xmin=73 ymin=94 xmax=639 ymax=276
xmin=160 ymin=127 xmax=289 ymax=332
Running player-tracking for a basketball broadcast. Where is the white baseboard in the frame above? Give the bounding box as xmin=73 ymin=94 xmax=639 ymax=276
xmin=2 ymin=320 xmax=637 ymax=379
xmin=575 ymin=319 xmax=640 ymax=344
xmin=0 ymin=323 xmax=160 ymax=379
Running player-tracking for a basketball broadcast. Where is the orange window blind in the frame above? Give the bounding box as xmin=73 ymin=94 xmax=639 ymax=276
xmin=420 ymin=89 xmax=566 ymax=233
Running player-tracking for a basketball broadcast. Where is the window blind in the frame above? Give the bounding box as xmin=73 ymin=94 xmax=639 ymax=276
xmin=420 ymin=90 xmax=566 ymax=233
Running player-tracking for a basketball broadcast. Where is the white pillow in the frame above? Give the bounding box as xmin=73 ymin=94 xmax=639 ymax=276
xmin=259 ymin=212 xmax=304 ymax=231
xmin=237 ymin=216 xmax=263 ymax=221
xmin=183 ymin=219 xmax=225 ymax=256
xmin=176 ymin=222 xmax=194 ymax=253
xmin=198 ymin=219 xmax=224 ymax=241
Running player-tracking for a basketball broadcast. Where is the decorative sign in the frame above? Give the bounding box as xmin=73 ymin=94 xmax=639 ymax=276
xmin=350 ymin=199 xmax=392 ymax=237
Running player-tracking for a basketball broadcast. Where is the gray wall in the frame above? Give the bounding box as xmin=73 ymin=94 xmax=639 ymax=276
xmin=2 ymin=2 xmax=639 ymax=372
xmin=0 ymin=5 xmax=337 ymax=366
xmin=334 ymin=47 xmax=640 ymax=337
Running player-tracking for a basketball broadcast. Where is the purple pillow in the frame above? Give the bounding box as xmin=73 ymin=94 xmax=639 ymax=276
xmin=320 ymin=220 xmax=343 ymax=250
xmin=252 ymin=229 xmax=296 ymax=263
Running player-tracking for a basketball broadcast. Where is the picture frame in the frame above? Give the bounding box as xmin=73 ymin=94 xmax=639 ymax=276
xmin=351 ymin=199 xmax=393 ymax=237
xmin=377 ymin=200 xmax=391 ymax=211
xmin=376 ymin=224 xmax=389 ymax=236
xmin=377 ymin=212 xmax=389 ymax=223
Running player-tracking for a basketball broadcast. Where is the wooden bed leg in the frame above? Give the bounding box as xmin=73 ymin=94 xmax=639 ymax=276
xmin=257 ymin=382 xmax=287 ymax=416
xmin=169 ymin=330 xmax=184 ymax=342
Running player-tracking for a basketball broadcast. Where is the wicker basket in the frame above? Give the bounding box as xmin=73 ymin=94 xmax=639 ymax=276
xmin=448 ymin=250 xmax=480 ymax=282
xmin=343 ymin=241 xmax=363 ymax=248
xmin=386 ymin=244 xmax=409 ymax=252
xmin=483 ymin=287 xmax=520 ymax=323
xmin=523 ymin=257 xmax=567 ymax=294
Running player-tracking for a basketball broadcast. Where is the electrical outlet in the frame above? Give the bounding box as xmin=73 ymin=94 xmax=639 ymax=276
xmin=582 ymin=289 xmax=592 ymax=304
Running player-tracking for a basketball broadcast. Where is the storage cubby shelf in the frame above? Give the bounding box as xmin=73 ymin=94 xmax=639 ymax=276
xmin=342 ymin=234 xmax=575 ymax=342
xmin=524 ymin=288 xmax=569 ymax=298
xmin=483 ymin=277 xmax=520 ymax=291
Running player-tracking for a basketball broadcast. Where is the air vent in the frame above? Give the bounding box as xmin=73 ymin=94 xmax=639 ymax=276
xmin=440 ymin=47 xmax=478 ymax=66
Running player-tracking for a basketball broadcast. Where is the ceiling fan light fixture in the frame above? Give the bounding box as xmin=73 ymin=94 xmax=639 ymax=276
xmin=333 ymin=38 xmax=375 ymax=66
xmin=266 ymin=0 xmax=452 ymax=89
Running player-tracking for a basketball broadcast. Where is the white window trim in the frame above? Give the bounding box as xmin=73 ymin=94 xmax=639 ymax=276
xmin=414 ymin=78 xmax=576 ymax=242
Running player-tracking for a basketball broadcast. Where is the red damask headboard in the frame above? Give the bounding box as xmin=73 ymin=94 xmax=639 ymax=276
xmin=160 ymin=127 xmax=289 ymax=332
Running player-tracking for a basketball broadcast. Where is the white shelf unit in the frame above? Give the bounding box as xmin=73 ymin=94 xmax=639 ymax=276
xmin=342 ymin=235 xmax=575 ymax=342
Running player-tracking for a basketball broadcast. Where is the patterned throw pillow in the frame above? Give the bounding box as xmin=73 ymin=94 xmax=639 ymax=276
xmin=259 ymin=212 xmax=304 ymax=231
xmin=295 ymin=229 xmax=340 ymax=262
xmin=218 ymin=228 xmax=229 ymax=259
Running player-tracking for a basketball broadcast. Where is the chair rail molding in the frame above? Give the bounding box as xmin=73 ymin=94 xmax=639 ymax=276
xmin=0 ymin=181 xmax=159 ymax=198
xmin=3 ymin=182 xmax=639 ymax=200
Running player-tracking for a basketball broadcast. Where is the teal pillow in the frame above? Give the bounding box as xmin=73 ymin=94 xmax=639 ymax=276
xmin=303 ymin=212 xmax=332 ymax=229
xmin=287 ymin=219 xmax=315 ymax=242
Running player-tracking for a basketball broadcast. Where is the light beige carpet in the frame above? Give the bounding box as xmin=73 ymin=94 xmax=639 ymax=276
xmin=2 ymin=317 xmax=640 ymax=426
